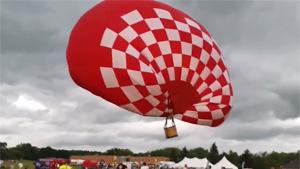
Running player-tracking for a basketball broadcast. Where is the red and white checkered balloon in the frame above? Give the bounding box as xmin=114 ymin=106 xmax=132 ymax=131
xmin=67 ymin=0 xmax=233 ymax=127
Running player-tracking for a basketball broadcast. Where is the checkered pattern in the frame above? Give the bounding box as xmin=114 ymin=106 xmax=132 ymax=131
xmin=97 ymin=7 xmax=233 ymax=127
xmin=68 ymin=1 xmax=233 ymax=127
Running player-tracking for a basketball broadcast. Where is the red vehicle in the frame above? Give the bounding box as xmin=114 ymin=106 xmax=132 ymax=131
xmin=82 ymin=160 xmax=99 ymax=169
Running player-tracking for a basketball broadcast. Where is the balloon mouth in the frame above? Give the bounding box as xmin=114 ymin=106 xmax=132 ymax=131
xmin=165 ymin=81 xmax=201 ymax=115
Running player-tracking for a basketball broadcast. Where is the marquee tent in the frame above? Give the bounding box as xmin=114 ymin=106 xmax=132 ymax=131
xmin=174 ymin=157 xmax=213 ymax=169
xmin=212 ymin=157 xmax=238 ymax=169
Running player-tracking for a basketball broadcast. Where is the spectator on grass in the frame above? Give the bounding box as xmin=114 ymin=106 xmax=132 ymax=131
xmin=140 ymin=162 xmax=149 ymax=169
xmin=116 ymin=163 xmax=127 ymax=169
xmin=18 ymin=162 xmax=23 ymax=169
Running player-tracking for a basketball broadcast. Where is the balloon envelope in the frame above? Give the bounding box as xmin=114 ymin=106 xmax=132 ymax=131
xmin=67 ymin=0 xmax=233 ymax=127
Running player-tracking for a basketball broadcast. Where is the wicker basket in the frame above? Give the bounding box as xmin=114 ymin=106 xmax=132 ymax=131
xmin=164 ymin=116 xmax=178 ymax=138
xmin=164 ymin=125 xmax=178 ymax=138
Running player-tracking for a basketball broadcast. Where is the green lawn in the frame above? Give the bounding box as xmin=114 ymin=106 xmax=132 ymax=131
xmin=1 ymin=160 xmax=81 ymax=169
xmin=2 ymin=160 xmax=35 ymax=169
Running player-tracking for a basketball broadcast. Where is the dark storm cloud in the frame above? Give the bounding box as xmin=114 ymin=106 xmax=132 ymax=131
xmin=168 ymin=1 xmax=300 ymax=51
xmin=0 ymin=0 xmax=299 ymax=152
xmin=214 ymin=118 xmax=300 ymax=141
xmin=47 ymin=133 xmax=123 ymax=148
xmin=272 ymin=80 xmax=300 ymax=119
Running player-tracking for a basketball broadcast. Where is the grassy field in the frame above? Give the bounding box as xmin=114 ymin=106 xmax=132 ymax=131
xmin=1 ymin=160 xmax=82 ymax=169
xmin=2 ymin=160 xmax=35 ymax=169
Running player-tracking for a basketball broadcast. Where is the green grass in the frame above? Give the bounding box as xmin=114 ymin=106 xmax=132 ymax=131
xmin=1 ymin=160 xmax=82 ymax=169
xmin=71 ymin=166 xmax=81 ymax=169
xmin=2 ymin=160 xmax=35 ymax=169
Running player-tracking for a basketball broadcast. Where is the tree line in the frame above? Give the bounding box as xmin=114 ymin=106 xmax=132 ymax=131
xmin=0 ymin=142 xmax=299 ymax=169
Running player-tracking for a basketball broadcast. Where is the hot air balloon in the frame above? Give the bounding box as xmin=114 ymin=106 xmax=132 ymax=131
xmin=67 ymin=0 xmax=233 ymax=138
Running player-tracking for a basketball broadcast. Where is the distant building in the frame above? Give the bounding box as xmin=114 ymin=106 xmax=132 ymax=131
xmin=129 ymin=156 xmax=169 ymax=165
xmin=70 ymin=155 xmax=169 ymax=165
xmin=281 ymin=159 xmax=300 ymax=169
xmin=71 ymin=155 xmax=118 ymax=164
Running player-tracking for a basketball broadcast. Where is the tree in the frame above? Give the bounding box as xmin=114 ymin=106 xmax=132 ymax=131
xmin=0 ymin=142 xmax=7 ymax=159
xmin=149 ymin=147 xmax=182 ymax=162
xmin=16 ymin=143 xmax=39 ymax=160
xmin=181 ymin=147 xmax=189 ymax=159
xmin=226 ymin=150 xmax=239 ymax=167
xmin=208 ymin=143 xmax=220 ymax=164
xmin=252 ymin=153 xmax=268 ymax=169
xmin=105 ymin=148 xmax=134 ymax=156
xmin=189 ymin=147 xmax=209 ymax=159
xmin=240 ymin=149 xmax=254 ymax=168
xmin=169 ymin=148 xmax=182 ymax=162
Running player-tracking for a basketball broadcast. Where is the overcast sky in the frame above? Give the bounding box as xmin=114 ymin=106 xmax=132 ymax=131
xmin=0 ymin=0 xmax=299 ymax=154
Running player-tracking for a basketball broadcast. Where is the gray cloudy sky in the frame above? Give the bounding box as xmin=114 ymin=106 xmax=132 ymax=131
xmin=0 ymin=0 xmax=299 ymax=154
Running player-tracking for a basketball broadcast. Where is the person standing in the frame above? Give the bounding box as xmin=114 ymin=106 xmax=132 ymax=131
xmin=140 ymin=162 xmax=149 ymax=169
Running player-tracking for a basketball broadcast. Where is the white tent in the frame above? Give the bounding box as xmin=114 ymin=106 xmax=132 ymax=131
xmin=212 ymin=157 xmax=238 ymax=169
xmin=70 ymin=159 xmax=84 ymax=165
xmin=174 ymin=157 xmax=214 ymax=169
xmin=159 ymin=161 xmax=176 ymax=168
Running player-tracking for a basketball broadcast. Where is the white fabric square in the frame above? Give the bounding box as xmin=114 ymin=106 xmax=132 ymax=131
xmin=175 ymin=21 xmax=190 ymax=33
xmin=100 ymin=67 xmax=119 ymax=88
xmin=181 ymin=67 xmax=189 ymax=81
xmin=146 ymin=108 xmax=163 ymax=116
xmin=212 ymin=65 xmax=222 ymax=78
xmin=121 ymin=10 xmax=143 ymax=25
xmin=196 ymin=83 xmax=208 ymax=94
xmin=200 ymin=49 xmax=210 ymax=64
xmin=181 ymin=42 xmax=192 ymax=55
xmin=202 ymin=93 xmax=213 ymax=101
xmin=210 ymin=96 xmax=222 ymax=104
xmin=191 ymin=73 xmax=199 ymax=86
xmin=184 ymin=111 xmax=198 ymax=119
xmin=163 ymin=91 xmax=169 ymax=97
xmin=158 ymin=41 xmax=171 ymax=55
xmin=156 ymin=72 xmax=166 ymax=84
xmin=222 ymin=85 xmax=231 ymax=95
xmin=194 ymin=104 xmax=210 ymax=112
xmin=209 ymin=80 xmax=221 ymax=92
xmin=202 ymin=32 xmax=213 ymax=45
xmin=191 ymin=34 xmax=203 ymax=48
xmin=211 ymin=109 xmax=224 ymax=119
xmin=121 ymin=86 xmax=143 ymax=102
xmin=126 ymin=44 xmax=140 ymax=58
xmin=127 ymin=70 xmax=145 ymax=86
xmin=166 ymin=29 xmax=180 ymax=41
xmin=211 ymin=48 xmax=220 ymax=62
xmin=197 ymin=119 xmax=212 ymax=126
xmin=174 ymin=114 xmax=183 ymax=120
xmin=167 ymin=67 xmax=175 ymax=81
xmin=112 ymin=49 xmax=126 ymax=69
xmin=155 ymin=56 xmax=167 ymax=70
xmin=100 ymin=28 xmax=118 ymax=48
xmin=224 ymin=70 xmax=230 ymax=82
xmin=172 ymin=54 xmax=182 ymax=67
xmin=145 ymin=95 xmax=160 ymax=106
xmin=190 ymin=57 xmax=199 ymax=71
xmin=200 ymin=67 xmax=210 ymax=80
xmin=145 ymin=18 xmax=164 ymax=30
xmin=121 ymin=103 xmax=140 ymax=114
xmin=139 ymin=61 xmax=153 ymax=73
xmin=146 ymin=85 xmax=162 ymax=96
xmin=154 ymin=8 xmax=173 ymax=20
xmin=141 ymin=47 xmax=154 ymax=62
xmin=140 ymin=31 xmax=157 ymax=46
xmin=185 ymin=18 xmax=200 ymax=30
xmin=119 ymin=26 xmax=138 ymax=42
